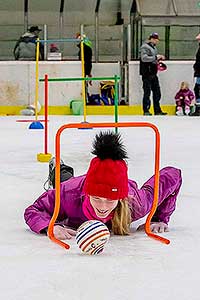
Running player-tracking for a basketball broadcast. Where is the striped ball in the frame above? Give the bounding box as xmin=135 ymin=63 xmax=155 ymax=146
xmin=76 ymin=220 xmax=110 ymax=255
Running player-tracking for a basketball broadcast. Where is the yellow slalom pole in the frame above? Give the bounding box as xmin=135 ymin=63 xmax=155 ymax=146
xmin=80 ymin=37 xmax=87 ymax=122
xmin=34 ymin=38 xmax=40 ymax=121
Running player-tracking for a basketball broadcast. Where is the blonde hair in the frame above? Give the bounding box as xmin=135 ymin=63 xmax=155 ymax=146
xmin=180 ymin=81 xmax=189 ymax=90
xmin=111 ymin=199 xmax=131 ymax=235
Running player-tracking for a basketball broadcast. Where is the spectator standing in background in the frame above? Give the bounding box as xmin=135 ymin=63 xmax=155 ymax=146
xmin=76 ymin=33 xmax=93 ymax=85
xmin=139 ymin=32 xmax=167 ymax=116
xmin=13 ymin=26 xmax=44 ymax=61
xmin=191 ymin=33 xmax=200 ymax=116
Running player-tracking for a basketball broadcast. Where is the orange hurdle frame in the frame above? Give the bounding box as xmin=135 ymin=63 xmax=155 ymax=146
xmin=47 ymin=122 xmax=170 ymax=250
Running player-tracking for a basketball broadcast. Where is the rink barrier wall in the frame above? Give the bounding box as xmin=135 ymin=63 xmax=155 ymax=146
xmin=0 ymin=60 xmax=193 ymax=115
xmin=0 ymin=104 xmax=176 ymax=115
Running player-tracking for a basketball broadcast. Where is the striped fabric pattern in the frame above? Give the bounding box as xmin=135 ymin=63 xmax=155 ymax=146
xmin=76 ymin=220 xmax=110 ymax=255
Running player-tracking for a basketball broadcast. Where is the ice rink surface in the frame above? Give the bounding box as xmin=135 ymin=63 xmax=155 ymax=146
xmin=1 ymin=115 xmax=199 ymax=300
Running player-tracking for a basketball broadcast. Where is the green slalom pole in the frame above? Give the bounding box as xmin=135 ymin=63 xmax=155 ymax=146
xmin=39 ymin=76 xmax=120 ymax=82
xmin=39 ymin=75 xmax=120 ymax=128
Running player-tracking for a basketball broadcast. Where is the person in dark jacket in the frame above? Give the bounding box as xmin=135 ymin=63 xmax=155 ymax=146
xmin=191 ymin=33 xmax=200 ymax=116
xmin=13 ymin=26 xmax=44 ymax=61
xmin=24 ymin=131 xmax=182 ymax=240
xmin=139 ymin=33 xmax=167 ymax=116
xmin=76 ymin=33 xmax=92 ymax=85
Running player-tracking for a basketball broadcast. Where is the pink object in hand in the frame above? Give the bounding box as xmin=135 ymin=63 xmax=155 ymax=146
xmin=157 ymin=62 xmax=167 ymax=72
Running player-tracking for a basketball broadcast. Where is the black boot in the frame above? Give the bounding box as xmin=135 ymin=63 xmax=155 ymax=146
xmin=44 ymin=157 xmax=74 ymax=190
xmin=190 ymin=105 xmax=200 ymax=116
xmin=155 ymin=111 xmax=168 ymax=115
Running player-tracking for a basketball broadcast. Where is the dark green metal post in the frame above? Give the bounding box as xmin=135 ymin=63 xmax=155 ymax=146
xmin=165 ymin=26 xmax=170 ymax=60
xmin=114 ymin=75 xmax=119 ymax=133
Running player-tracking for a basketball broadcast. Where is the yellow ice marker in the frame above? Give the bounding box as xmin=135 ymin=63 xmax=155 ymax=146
xmin=35 ymin=38 xmax=40 ymax=121
xmin=29 ymin=38 xmax=44 ymax=130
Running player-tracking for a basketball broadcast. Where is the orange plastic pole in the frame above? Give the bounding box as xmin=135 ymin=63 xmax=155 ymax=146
xmin=47 ymin=122 xmax=170 ymax=250
xmin=47 ymin=148 xmax=70 ymax=249
xmin=144 ymin=124 xmax=170 ymax=245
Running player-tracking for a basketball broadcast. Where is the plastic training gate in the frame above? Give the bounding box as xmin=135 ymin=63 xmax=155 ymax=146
xmin=47 ymin=122 xmax=170 ymax=251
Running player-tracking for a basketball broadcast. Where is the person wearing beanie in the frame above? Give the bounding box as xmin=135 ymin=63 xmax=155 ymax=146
xmin=13 ymin=25 xmax=44 ymax=61
xmin=139 ymin=32 xmax=167 ymax=116
xmin=24 ymin=131 xmax=182 ymax=240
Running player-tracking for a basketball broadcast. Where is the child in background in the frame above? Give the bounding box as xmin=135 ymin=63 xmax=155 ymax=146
xmin=24 ymin=131 xmax=182 ymax=240
xmin=175 ymin=81 xmax=195 ymax=116
xmin=50 ymin=43 xmax=59 ymax=53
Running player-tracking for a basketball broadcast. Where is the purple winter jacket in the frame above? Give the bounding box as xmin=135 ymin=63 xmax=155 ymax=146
xmin=175 ymin=88 xmax=195 ymax=105
xmin=24 ymin=166 xmax=182 ymax=234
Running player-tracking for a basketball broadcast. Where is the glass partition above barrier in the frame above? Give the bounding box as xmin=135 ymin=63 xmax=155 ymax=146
xmin=141 ymin=25 xmax=200 ymax=60
xmin=1 ymin=23 xmax=200 ymax=61
xmin=137 ymin=0 xmax=176 ymax=16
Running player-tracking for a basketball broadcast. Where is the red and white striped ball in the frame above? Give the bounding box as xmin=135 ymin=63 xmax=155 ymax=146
xmin=76 ymin=220 xmax=110 ymax=255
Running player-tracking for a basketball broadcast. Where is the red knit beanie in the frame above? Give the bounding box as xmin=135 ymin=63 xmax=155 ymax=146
xmin=83 ymin=131 xmax=129 ymax=200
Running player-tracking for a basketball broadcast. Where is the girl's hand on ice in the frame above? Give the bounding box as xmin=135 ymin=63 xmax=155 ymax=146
xmin=53 ymin=225 xmax=76 ymax=240
xmin=150 ymin=222 xmax=169 ymax=233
